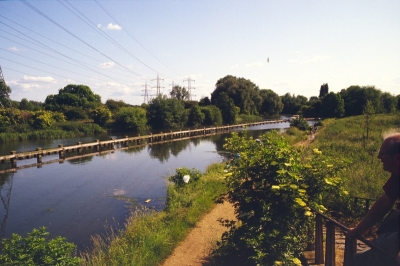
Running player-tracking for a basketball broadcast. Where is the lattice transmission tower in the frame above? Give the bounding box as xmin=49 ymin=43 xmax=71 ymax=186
xmin=183 ymin=76 xmax=195 ymax=100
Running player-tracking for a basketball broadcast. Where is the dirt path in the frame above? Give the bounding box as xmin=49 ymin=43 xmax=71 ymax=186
xmin=162 ymin=133 xmax=317 ymax=266
xmin=161 ymin=201 xmax=236 ymax=266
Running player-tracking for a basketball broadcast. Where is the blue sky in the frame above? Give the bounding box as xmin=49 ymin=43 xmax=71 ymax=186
xmin=1 ymin=0 xmax=399 ymax=106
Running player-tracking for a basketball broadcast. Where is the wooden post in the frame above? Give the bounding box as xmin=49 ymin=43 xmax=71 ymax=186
xmin=325 ymin=220 xmax=336 ymax=266
xmin=344 ymin=236 xmax=357 ymax=266
xmin=77 ymin=142 xmax=82 ymax=154
xmin=365 ymin=199 xmax=370 ymax=215
xmin=58 ymin=144 xmax=65 ymax=158
xmin=315 ymin=214 xmax=324 ymax=264
xmin=124 ymin=136 xmax=129 ymax=146
xmin=36 ymin=148 xmax=42 ymax=163
xmin=10 ymin=151 xmax=17 ymax=168
xmin=137 ymin=134 xmax=141 ymax=145
xmin=110 ymin=138 xmax=115 ymax=149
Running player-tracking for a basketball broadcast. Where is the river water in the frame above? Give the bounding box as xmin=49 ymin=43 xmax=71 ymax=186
xmin=0 ymin=120 xmax=301 ymax=252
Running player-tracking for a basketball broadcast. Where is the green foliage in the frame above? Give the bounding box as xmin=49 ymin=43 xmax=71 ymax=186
xmin=211 ymin=131 xmax=347 ymax=265
xmin=168 ymin=167 xmax=203 ymax=187
xmin=105 ymin=99 xmax=129 ymax=114
xmin=319 ymin=83 xmax=329 ymax=98
xmin=114 ymin=106 xmax=147 ymax=132
xmin=281 ymin=93 xmax=308 ymax=115
xmin=321 ymin=92 xmax=345 ymax=118
xmin=201 ymin=105 xmax=222 ymax=126
xmin=170 ymin=85 xmax=190 ymax=100
xmin=91 ymin=106 xmax=111 ymax=127
xmin=187 ymin=105 xmax=204 ymax=127
xmin=0 ymin=227 xmax=81 ymax=266
xmin=211 ymin=75 xmax=260 ymax=115
xmin=146 ymin=96 xmax=187 ymax=130
xmin=289 ymin=116 xmax=309 ymax=131
xmin=259 ymin=89 xmax=284 ymax=116
xmin=44 ymin=84 xmax=101 ymax=112
xmin=64 ymin=107 xmax=88 ymax=121
xmin=214 ymin=92 xmax=236 ymax=124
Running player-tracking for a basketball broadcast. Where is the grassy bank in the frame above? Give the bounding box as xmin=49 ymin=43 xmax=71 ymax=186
xmin=307 ymin=113 xmax=400 ymax=199
xmin=81 ymin=164 xmax=227 ymax=266
xmin=0 ymin=122 xmax=106 ymax=143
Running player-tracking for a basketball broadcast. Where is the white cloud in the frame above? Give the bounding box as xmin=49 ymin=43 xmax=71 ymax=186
xmin=245 ymin=62 xmax=264 ymax=68
xmin=22 ymin=76 xmax=57 ymax=83
xmin=106 ymin=23 xmax=122 ymax=30
xmin=98 ymin=62 xmax=115 ymax=69
xmin=230 ymin=64 xmax=239 ymax=69
xmin=97 ymin=24 xmax=102 ymax=28
xmin=9 ymin=47 xmax=26 ymax=52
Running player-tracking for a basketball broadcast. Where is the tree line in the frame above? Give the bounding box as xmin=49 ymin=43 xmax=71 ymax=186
xmin=0 ymin=75 xmax=399 ymax=133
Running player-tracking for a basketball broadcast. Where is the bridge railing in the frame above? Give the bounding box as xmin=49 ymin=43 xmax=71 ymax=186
xmin=308 ymin=207 xmax=397 ymax=266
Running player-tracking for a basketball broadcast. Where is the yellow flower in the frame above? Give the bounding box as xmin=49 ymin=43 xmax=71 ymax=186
xmin=274 ymin=261 xmax=282 ymax=266
xmin=304 ymin=210 xmax=312 ymax=216
xmin=293 ymin=258 xmax=302 ymax=265
xmin=295 ymin=198 xmax=306 ymax=207
xmin=271 ymin=185 xmax=280 ymax=190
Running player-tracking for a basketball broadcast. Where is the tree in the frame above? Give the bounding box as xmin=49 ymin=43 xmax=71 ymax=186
xmin=170 ymin=85 xmax=190 ymax=101
xmin=211 ymin=75 xmax=260 ymax=115
xmin=146 ymin=96 xmax=187 ymax=130
xmin=0 ymin=81 xmax=12 ymax=108
xmin=319 ymin=83 xmax=329 ymax=98
xmin=340 ymin=85 xmax=382 ymax=117
xmin=19 ymin=98 xmax=32 ymax=111
xmin=44 ymin=84 xmax=101 ymax=112
xmin=106 ymin=99 xmax=129 ymax=113
xmin=114 ymin=106 xmax=147 ymax=132
xmin=199 ymin=96 xmax=211 ymax=106
xmin=91 ymin=106 xmax=112 ymax=126
xmin=380 ymin=92 xmax=397 ymax=113
xmin=321 ymin=92 xmax=345 ymax=118
xmin=280 ymin=93 xmax=308 ymax=114
xmin=259 ymin=89 xmax=283 ymax=116
xmin=201 ymin=105 xmax=222 ymax=125
xmin=215 ymin=92 xmax=236 ymax=124
xmin=187 ymin=105 xmax=204 ymax=127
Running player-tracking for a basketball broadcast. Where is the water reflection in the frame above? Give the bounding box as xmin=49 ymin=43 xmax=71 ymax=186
xmin=0 ymin=122 xmax=312 ymax=252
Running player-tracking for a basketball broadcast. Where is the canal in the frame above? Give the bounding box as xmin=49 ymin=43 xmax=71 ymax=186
xmin=0 ymin=120 xmax=298 ymax=252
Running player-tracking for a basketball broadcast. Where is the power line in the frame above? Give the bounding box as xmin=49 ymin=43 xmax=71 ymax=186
xmin=19 ymin=0 xmax=146 ymax=80
xmin=94 ymin=0 xmax=181 ymax=78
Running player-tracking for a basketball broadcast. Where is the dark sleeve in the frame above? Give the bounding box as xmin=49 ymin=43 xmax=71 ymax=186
xmin=382 ymin=175 xmax=400 ymax=200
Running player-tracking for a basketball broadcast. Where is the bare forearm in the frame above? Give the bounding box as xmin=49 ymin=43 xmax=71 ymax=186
xmin=351 ymin=194 xmax=395 ymax=235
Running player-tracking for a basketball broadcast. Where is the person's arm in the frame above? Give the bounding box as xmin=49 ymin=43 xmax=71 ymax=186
xmin=347 ymin=193 xmax=396 ymax=237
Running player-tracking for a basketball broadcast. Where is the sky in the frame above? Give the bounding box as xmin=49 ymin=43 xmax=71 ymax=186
xmin=1 ymin=0 xmax=399 ymax=106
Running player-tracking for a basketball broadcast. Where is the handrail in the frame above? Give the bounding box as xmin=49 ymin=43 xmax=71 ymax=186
xmin=309 ymin=208 xmax=397 ymax=266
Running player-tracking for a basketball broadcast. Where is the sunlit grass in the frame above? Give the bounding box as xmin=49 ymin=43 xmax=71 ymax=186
xmin=308 ymin=114 xmax=400 ymax=199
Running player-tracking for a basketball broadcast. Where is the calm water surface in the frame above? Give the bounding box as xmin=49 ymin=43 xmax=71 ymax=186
xmin=0 ymin=121 xmax=300 ymax=251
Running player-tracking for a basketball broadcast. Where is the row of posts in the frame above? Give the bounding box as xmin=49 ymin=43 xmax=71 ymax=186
xmin=6 ymin=126 xmax=232 ymax=168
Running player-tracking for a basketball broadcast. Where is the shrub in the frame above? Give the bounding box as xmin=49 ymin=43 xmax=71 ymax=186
xmin=290 ymin=116 xmax=310 ymax=131
xmin=211 ymin=130 xmax=348 ymax=265
xmin=0 ymin=227 xmax=81 ymax=266
xmin=168 ymin=167 xmax=203 ymax=187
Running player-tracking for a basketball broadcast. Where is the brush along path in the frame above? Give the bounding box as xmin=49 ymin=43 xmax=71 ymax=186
xmin=162 ymin=133 xmax=317 ymax=266
xmin=161 ymin=201 xmax=236 ymax=266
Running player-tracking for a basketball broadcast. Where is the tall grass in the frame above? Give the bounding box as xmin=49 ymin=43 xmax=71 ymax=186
xmin=80 ymin=163 xmax=227 ymax=266
xmin=0 ymin=122 xmax=106 ymax=143
xmin=308 ymin=113 xmax=400 ymax=199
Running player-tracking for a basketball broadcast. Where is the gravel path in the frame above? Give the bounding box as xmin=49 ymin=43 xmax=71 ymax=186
xmin=161 ymin=201 xmax=236 ymax=266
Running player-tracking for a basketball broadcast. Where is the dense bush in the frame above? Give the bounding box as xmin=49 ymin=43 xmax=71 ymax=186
xmin=114 ymin=106 xmax=147 ymax=132
xmin=0 ymin=227 xmax=81 ymax=266
xmin=289 ymin=116 xmax=310 ymax=131
xmin=211 ymin=131 xmax=347 ymax=265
